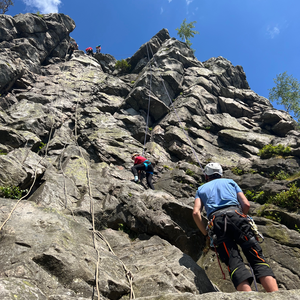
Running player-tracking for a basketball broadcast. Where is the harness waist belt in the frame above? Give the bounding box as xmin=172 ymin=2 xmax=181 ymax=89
xmin=208 ymin=205 xmax=241 ymax=220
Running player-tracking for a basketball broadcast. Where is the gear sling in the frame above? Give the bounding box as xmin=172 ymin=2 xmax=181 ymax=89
xmin=206 ymin=206 xmax=274 ymax=289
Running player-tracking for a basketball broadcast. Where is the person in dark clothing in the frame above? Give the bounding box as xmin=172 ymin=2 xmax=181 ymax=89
xmin=67 ymin=40 xmax=78 ymax=60
xmin=193 ymin=162 xmax=278 ymax=292
xmin=131 ymin=153 xmax=155 ymax=190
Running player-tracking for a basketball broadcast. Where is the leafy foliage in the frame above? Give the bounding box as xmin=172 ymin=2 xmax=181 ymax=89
xmin=245 ymin=190 xmax=266 ymax=204
xmin=0 ymin=150 xmax=7 ymax=155
xmin=258 ymin=144 xmax=291 ymax=159
xmin=269 ymin=71 xmax=300 ymax=124
xmin=231 ymin=167 xmax=244 ymax=176
xmin=245 ymin=183 xmax=300 ymax=212
xmin=0 ymin=186 xmax=27 ymax=199
xmin=231 ymin=167 xmax=256 ymax=176
xmin=176 ymin=19 xmax=199 ymax=50
xmin=269 ymin=170 xmax=289 ymax=181
xmin=115 ymin=59 xmax=131 ymax=72
xmin=186 ymin=169 xmax=195 ymax=176
xmin=0 ymin=0 xmax=14 ymax=14
xmin=36 ymin=11 xmax=43 ymax=18
xmin=271 ymin=184 xmax=300 ymax=211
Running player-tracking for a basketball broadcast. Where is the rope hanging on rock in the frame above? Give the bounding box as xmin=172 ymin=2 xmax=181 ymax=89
xmin=147 ymin=43 xmax=205 ymax=174
xmin=74 ymin=59 xmax=135 ymax=299
xmin=142 ymin=42 xmax=153 ymax=157
xmin=0 ymin=123 xmax=55 ymax=231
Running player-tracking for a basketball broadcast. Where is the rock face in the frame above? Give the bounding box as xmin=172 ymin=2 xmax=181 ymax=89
xmin=0 ymin=13 xmax=300 ymax=299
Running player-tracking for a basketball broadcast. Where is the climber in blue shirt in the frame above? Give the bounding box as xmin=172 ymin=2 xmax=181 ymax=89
xmin=193 ymin=162 xmax=278 ymax=292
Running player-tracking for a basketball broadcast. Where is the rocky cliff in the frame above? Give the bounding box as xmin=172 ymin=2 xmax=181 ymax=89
xmin=0 ymin=13 xmax=300 ymax=300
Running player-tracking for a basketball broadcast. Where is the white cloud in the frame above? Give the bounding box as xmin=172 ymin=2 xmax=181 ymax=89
xmin=186 ymin=0 xmax=193 ymax=5
xmin=160 ymin=7 xmax=164 ymax=14
xmin=168 ymin=0 xmax=172 ymax=3
xmin=267 ymin=26 xmax=280 ymax=39
xmin=22 ymin=0 xmax=61 ymax=14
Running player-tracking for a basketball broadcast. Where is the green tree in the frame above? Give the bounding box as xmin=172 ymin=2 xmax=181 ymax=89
xmin=115 ymin=59 xmax=131 ymax=72
xmin=269 ymin=71 xmax=300 ymax=123
xmin=176 ymin=19 xmax=199 ymax=50
xmin=0 ymin=0 xmax=14 ymax=14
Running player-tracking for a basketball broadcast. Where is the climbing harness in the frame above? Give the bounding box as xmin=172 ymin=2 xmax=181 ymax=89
xmin=205 ymin=209 xmax=264 ymax=290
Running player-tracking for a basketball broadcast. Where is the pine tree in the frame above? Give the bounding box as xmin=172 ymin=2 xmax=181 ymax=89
xmin=176 ymin=19 xmax=199 ymax=50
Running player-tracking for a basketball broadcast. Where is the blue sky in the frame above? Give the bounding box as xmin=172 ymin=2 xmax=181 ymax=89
xmin=7 ymin=0 xmax=300 ymax=113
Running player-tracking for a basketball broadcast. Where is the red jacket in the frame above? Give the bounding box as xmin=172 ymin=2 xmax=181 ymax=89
xmin=134 ymin=156 xmax=147 ymax=165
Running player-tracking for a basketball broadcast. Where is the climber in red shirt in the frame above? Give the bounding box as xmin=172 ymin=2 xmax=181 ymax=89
xmin=131 ymin=153 xmax=155 ymax=190
xmin=85 ymin=47 xmax=93 ymax=56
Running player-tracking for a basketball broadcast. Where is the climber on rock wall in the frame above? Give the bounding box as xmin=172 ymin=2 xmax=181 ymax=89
xmin=193 ymin=162 xmax=278 ymax=292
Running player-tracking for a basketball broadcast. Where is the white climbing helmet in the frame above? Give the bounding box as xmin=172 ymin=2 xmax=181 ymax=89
xmin=204 ymin=162 xmax=223 ymax=176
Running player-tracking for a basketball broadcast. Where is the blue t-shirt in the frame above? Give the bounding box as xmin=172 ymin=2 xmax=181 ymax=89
xmin=195 ymin=178 xmax=242 ymax=217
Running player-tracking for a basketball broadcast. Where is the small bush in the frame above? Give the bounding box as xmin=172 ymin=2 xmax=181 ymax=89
xmin=269 ymin=170 xmax=289 ymax=181
xmin=231 ymin=167 xmax=244 ymax=176
xmin=245 ymin=190 xmax=266 ymax=204
xmin=115 ymin=59 xmax=131 ymax=72
xmin=0 ymin=150 xmax=7 ymax=155
xmin=0 ymin=186 xmax=27 ymax=199
xmin=270 ymin=183 xmax=300 ymax=211
xmin=258 ymin=144 xmax=291 ymax=159
xmin=186 ymin=169 xmax=195 ymax=176
xmin=36 ymin=11 xmax=43 ymax=18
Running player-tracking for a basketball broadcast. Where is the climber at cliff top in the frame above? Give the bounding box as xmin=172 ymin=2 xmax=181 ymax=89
xmin=85 ymin=47 xmax=93 ymax=56
xmin=96 ymin=45 xmax=101 ymax=53
xmin=131 ymin=154 xmax=155 ymax=190
xmin=193 ymin=162 xmax=278 ymax=292
xmin=66 ymin=40 xmax=78 ymax=60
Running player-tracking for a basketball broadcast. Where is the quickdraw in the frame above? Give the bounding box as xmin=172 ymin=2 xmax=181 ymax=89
xmin=247 ymin=215 xmax=264 ymax=243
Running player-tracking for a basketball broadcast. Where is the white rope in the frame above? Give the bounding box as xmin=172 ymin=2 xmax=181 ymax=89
xmin=142 ymin=43 xmax=153 ymax=157
xmin=73 ymin=58 xmax=135 ymax=299
xmin=148 ymin=43 xmax=205 ymax=174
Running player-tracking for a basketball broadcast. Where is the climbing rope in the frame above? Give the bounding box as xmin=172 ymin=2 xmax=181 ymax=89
xmin=71 ymin=59 xmax=101 ymax=300
xmin=95 ymin=230 xmax=135 ymax=299
xmin=0 ymin=118 xmax=55 ymax=231
xmin=142 ymin=43 xmax=153 ymax=157
xmin=0 ymin=49 xmax=136 ymax=299
xmin=147 ymin=42 xmax=205 ymax=174
xmin=73 ymin=58 xmax=135 ymax=299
